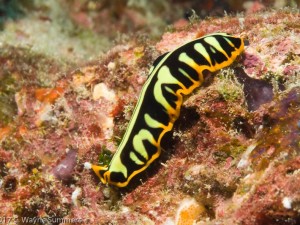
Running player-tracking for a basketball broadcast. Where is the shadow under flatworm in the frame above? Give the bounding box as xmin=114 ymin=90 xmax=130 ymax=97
xmin=234 ymin=67 xmax=275 ymax=111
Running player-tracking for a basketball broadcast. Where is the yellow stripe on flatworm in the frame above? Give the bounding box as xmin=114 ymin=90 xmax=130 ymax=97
xmin=204 ymin=36 xmax=230 ymax=59
xmin=154 ymin=66 xmax=183 ymax=113
xmin=193 ymin=43 xmax=213 ymax=66
xmin=145 ymin=113 xmax=167 ymax=129
xmin=130 ymin=152 xmax=145 ymax=165
xmin=133 ymin=129 xmax=158 ymax=161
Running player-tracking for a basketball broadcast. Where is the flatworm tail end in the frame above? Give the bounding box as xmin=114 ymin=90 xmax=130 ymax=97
xmin=91 ymin=164 xmax=109 ymax=185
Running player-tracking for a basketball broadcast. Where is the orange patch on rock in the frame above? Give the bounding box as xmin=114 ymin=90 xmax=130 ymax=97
xmin=0 ymin=126 xmax=11 ymax=141
xmin=35 ymin=86 xmax=65 ymax=104
xmin=175 ymin=198 xmax=205 ymax=225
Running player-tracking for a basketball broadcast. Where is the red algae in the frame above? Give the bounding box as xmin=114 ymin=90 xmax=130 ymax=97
xmin=243 ymin=53 xmax=266 ymax=76
xmin=234 ymin=157 xmax=300 ymax=225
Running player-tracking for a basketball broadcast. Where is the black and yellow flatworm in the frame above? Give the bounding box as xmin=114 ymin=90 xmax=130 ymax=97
xmin=91 ymin=33 xmax=245 ymax=187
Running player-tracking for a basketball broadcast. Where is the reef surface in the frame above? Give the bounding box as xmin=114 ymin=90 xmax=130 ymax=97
xmin=0 ymin=1 xmax=300 ymax=225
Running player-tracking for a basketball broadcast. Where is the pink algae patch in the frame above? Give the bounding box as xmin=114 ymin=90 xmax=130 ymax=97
xmin=283 ymin=65 xmax=300 ymax=76
xmin=156 ymin=31 xmax=197 ymax=53
xmin=243 ymin=52 xmax=266 ymax=76
xmin=275 ymin=37 xmax=300 ymax=55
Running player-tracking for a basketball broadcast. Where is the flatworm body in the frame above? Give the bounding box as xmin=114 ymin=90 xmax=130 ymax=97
xmin=91 ymin=33 xmax=245 ymax=187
